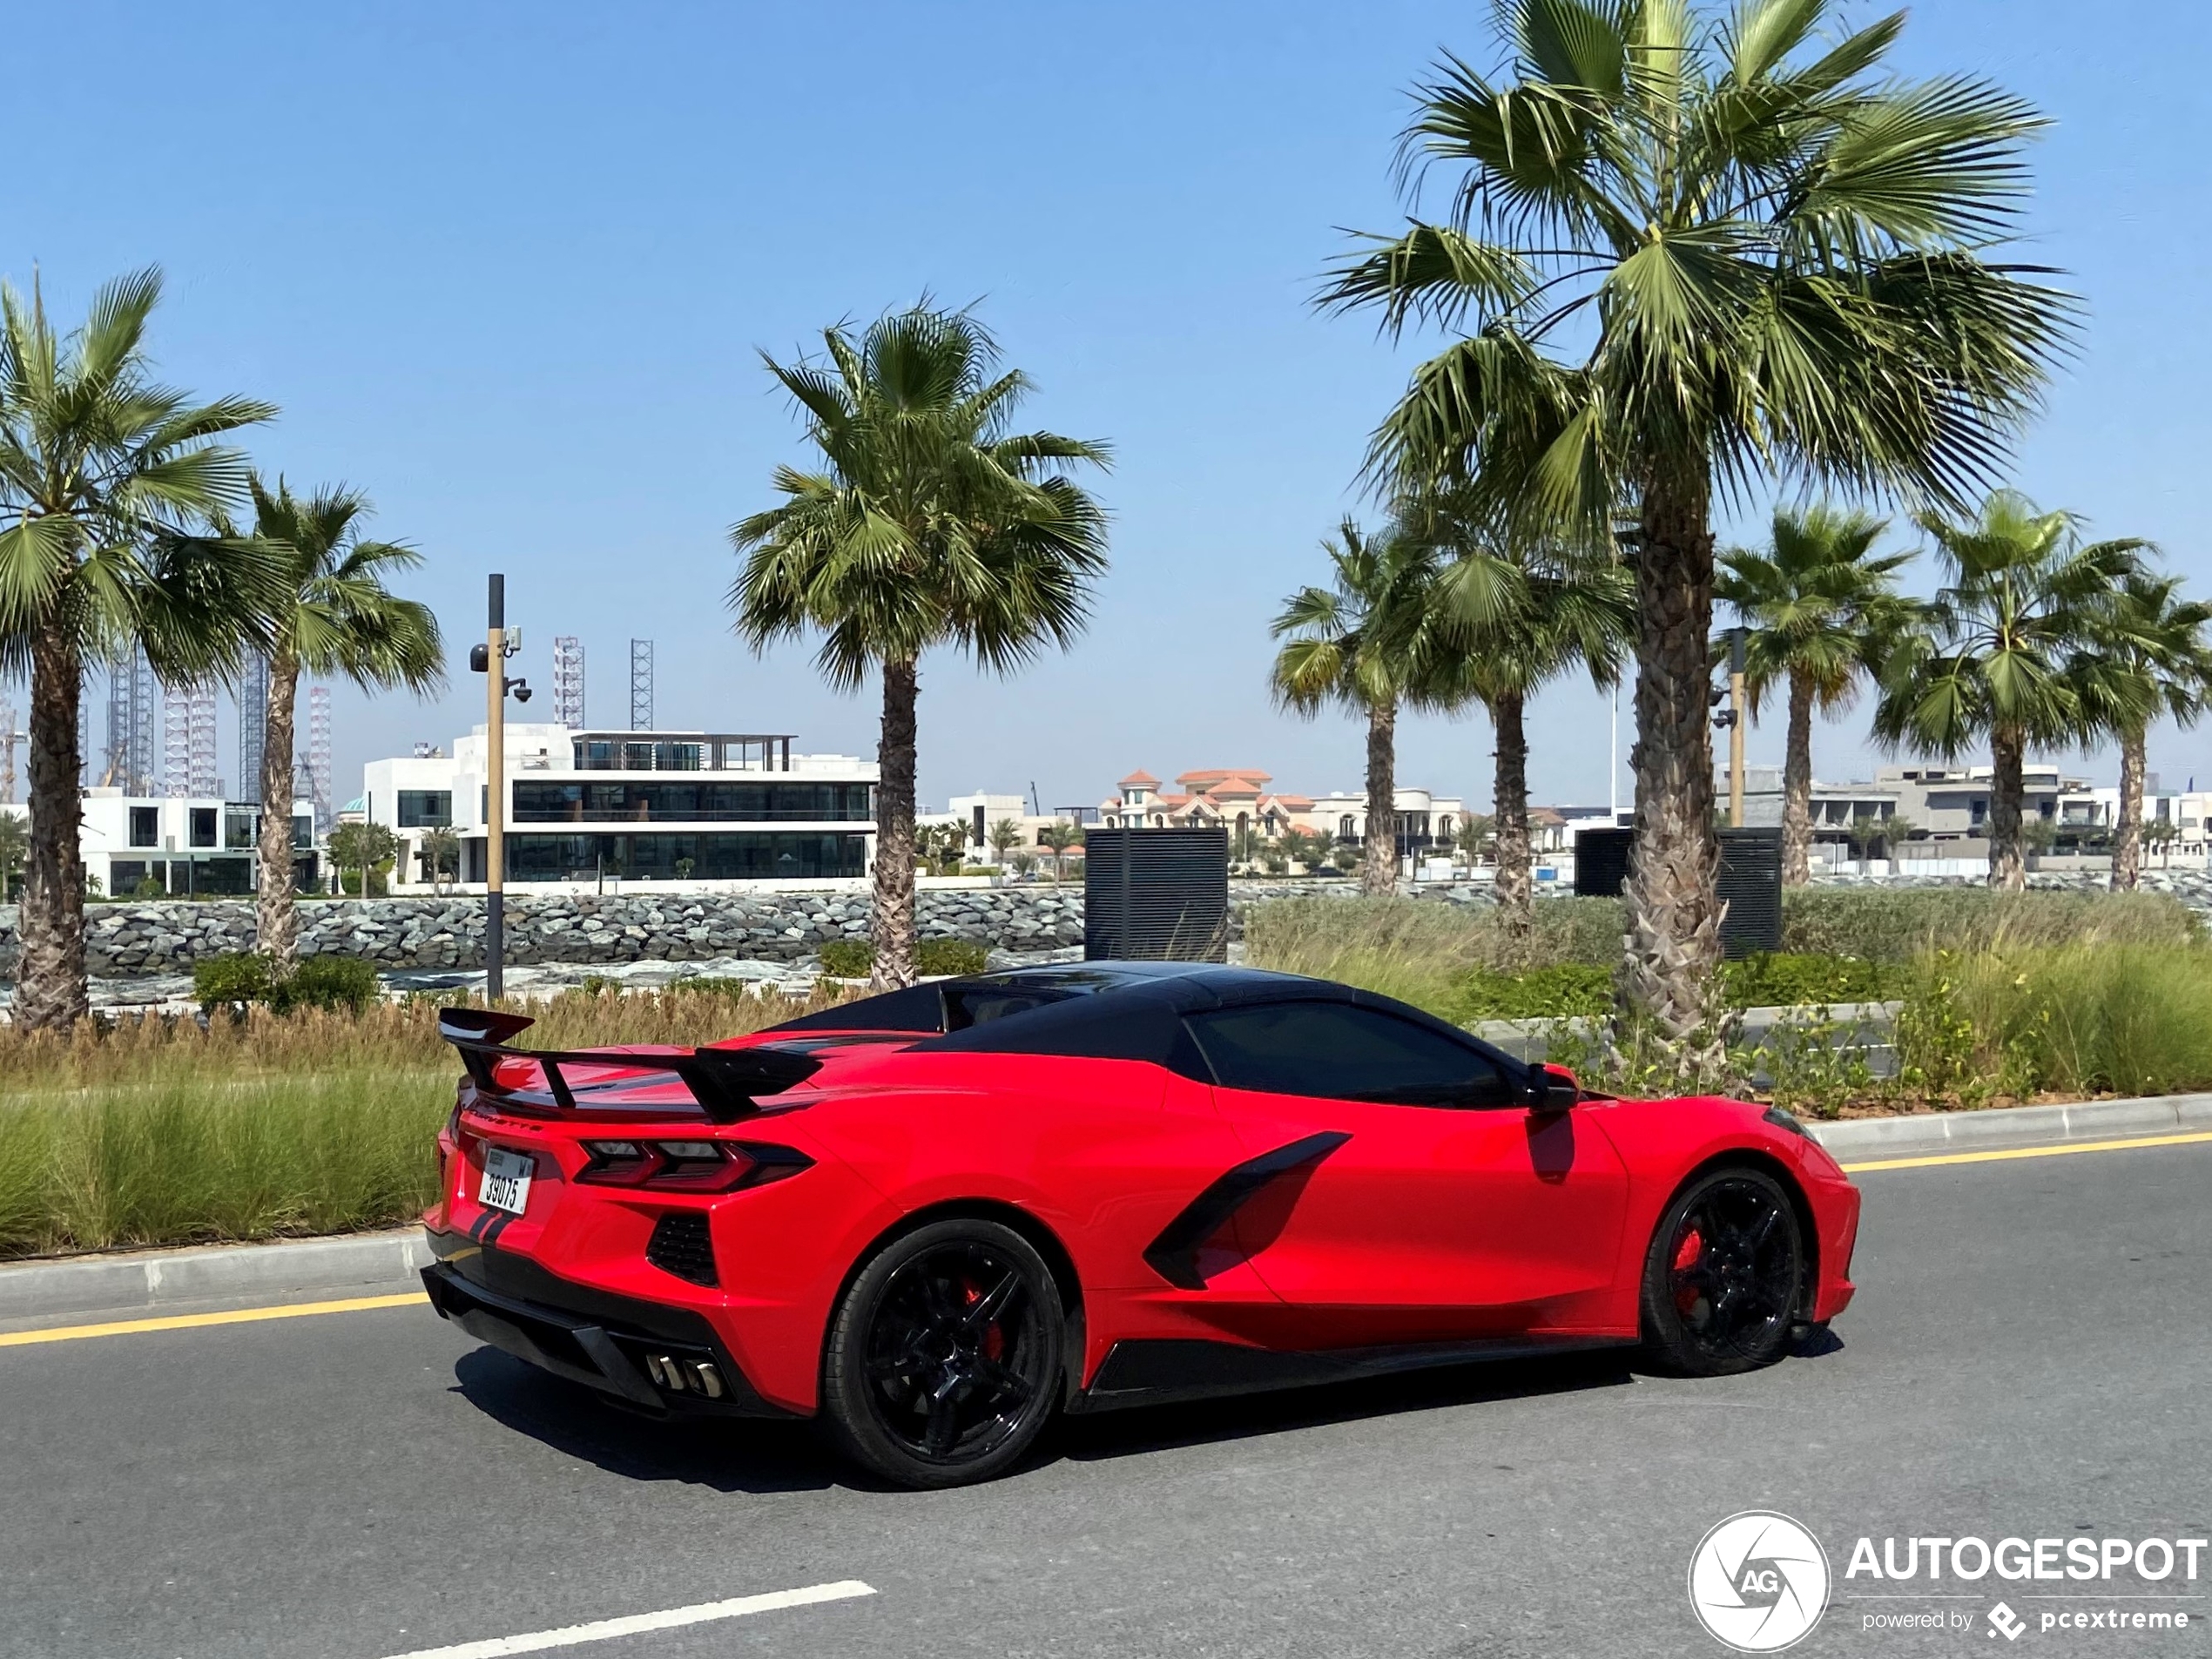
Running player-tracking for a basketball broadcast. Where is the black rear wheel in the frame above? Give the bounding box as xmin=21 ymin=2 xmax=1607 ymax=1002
xmin=820 ymin=1217 xmax=1063 ymax=1488
xmin=1640 ymin=1167 xmax=1804 ymax=1376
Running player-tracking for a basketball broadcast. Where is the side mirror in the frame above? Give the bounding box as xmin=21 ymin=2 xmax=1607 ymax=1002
xmin=1526 ymin=1062 xmax=1580 ymax=1113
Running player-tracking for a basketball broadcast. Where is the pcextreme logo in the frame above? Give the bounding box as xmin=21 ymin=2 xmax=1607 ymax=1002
xmin=1689 ymin=1511 xmax=1832 ymax=1653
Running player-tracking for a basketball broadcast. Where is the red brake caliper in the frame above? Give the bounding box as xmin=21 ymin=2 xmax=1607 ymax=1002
xmin=962 ymin=1280 xmax=1006 ymax=1362
xmin=1672 ymin=1227 xmax=1703 ymax=1314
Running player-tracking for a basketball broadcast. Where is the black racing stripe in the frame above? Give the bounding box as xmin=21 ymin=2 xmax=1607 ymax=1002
xmin=482 ymin=1212 xmax=514 ymax=1247
xmin=1143 ymin=1130 xmax=1352 ymax=1290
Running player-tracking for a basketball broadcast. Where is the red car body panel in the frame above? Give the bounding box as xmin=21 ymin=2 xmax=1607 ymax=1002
xmin=421 ymin=967 xmax=1860 ymax=1420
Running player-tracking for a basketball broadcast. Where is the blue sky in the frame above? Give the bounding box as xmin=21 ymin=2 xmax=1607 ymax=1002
xmin=16 ymin=1 xmax=2212 ymax=810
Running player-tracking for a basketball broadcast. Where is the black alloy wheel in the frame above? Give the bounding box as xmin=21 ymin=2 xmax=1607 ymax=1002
xmin=820 ymin=1217 xmax=1064 ymax=1488
xmin=1639 ymin=1167 xmax=1805 ymax=1376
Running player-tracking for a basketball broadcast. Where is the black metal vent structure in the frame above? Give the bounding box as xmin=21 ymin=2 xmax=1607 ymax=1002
xmin=1083 ymin=827 xmax=1231 ymax=962
xmin=644 ymin=1212 xmax=718 ymax=1286
xmin=1569 ymin=826 xmax=1783 ymax=958
xmin=1715 ymin=827 xmax=1784 ymax=956
xmin=1574 ymin=828 xmax=1635 ymax=899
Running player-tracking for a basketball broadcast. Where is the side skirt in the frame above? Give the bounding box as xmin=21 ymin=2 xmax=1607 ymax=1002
xmin=1067 ymin=1334 xmax=1636 ymax=1414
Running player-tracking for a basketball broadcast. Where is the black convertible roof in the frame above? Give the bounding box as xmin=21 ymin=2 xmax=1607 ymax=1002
xmin=766 ymin=961 xmax=1529 ymax=1077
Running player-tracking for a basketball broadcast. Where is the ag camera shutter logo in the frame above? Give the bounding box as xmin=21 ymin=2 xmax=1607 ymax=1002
xmin=1689 ymin=1511 xmax=1831 ymax=1652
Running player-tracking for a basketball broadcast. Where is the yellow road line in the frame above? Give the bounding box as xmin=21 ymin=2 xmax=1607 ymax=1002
xmin=0 ymin=1290 xmax=425 ymax=1349
xmin=1840 ymin=1129 xmax=2212 ymax=1173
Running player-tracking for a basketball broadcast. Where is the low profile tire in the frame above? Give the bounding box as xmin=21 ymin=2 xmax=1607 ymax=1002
xmin=819 ymin=1217 xmax=1064 ymax=1489
xmin=1640 ymin=1166 xmax=1806 ymax=1377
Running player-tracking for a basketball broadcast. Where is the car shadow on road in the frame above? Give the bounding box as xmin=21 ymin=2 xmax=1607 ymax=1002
xmin=1045 ymin=1349 xmax=1641 ymax=1468
xmin=448 ymin=1346 xmax=840 ymax=1494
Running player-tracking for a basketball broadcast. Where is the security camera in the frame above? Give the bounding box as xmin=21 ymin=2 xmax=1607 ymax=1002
xmin=511 ymin=681 xmax=532 ymax=704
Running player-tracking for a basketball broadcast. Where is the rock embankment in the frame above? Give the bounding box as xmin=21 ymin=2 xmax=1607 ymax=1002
xmin=0 ymin=887 xmax=1088 ymax=977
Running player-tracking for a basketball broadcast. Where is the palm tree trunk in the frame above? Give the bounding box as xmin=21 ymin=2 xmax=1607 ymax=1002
xmin=1987 ymin=724 xmax=2027 ymax=891
xmin=871 ymin=658 xmax=920 ymax=989
xmin=15 ymin=620 xmax=89 ymax=1031
xmin=1361 ymin=698 xmax=1398 ymax=897
xmin=1491 ymin=690 xmax=1532 ymax=934
xmin=2114 ymin=727 xmax=2146 ymax=891
xmin=1620 ymin=478 xmax=1728 ymax=1075
xmin=256 ymin=651 xmax=300 ymax=962
xmin=1781 ymin=671 xmax=1816 ymax=887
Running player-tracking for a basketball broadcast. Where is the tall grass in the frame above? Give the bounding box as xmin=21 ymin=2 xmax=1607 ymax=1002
xmin=1244 ymin=888 xmax=2206 ymax=1010
xmin=1925 ymin=943 xmax=2212 ymax=1100
xmin=1244 ymin=896 xmax=1625 ymax=1011
xmin=0 ymin=984 xmax=846 ymax=1258
xmin=1781 ymin=887 xmax=2200 ymax=961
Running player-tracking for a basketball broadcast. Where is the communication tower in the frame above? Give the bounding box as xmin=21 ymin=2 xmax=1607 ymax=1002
xmin=552 ymin=635 xmax=586 ymax=728
xmin=629 ymin=638 xmax=654 ymax=729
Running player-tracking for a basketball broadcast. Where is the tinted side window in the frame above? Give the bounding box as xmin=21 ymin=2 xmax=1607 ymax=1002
xmin=1187 ymin=1001 xmax=1511 ymax=1107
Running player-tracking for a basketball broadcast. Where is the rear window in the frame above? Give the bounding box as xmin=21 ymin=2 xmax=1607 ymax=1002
xmin=943 ymin=986 xmax=1076 ymax=1030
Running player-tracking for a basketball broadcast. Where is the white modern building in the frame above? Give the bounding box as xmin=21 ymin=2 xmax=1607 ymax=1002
xmin=361 ymin=724 xmax=879 ymax=892
xmin=71 ymin=789 xmax=317 ymax=899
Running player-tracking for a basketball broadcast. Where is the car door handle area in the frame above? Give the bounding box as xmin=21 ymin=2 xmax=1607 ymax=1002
xmin=1143 ymin=1131 xmax=1352 ymax=1290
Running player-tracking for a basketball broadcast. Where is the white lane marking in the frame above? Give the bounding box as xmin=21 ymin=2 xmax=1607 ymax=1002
xmin=379 ymin=1580 xmax=876 ymax=1658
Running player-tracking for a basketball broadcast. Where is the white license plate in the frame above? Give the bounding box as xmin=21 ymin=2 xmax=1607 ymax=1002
xmin=478 ymin=1145 xmax=535 ymax=1216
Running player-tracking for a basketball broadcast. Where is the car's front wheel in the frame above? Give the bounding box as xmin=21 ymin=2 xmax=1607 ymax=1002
xmin=1640 ymin=1167 xmax=1805 ymax=1376
xmin=819 ymin=1217 xmax=1064 ymax=1488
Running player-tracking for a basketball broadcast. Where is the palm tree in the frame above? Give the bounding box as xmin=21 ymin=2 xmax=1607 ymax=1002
xmin=732 ymin=306 xmax=1109 ymax=990
xmin=2083 ymin=571 xmax=2212 ymax=890
xmin=1321 ymin=0 xmax=2071 ymax=1071
xmin=1039 ymin=819 xmax=1082 ymax=883
xmin=988 ymin=816 xmax=1023 ymax=865
xmin=0 ymin=269 xmax=283 ymax=1029
xmin=420 ymin=826 xmax=461 ymax=894
xmin=1719 ymin=507 xmax=1920 ymax=886
xmin=1269 ymin=518 xmax=1449 ymax=896
xmin=246 ymin=478 xmax=443 ymax=963
xmin=1872 ymin=493 xmax=2143 ymax=890
xmin=1413 ymin=501 xmax=1633 ymax=931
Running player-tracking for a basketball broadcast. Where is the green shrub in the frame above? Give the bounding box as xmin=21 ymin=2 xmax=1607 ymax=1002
xmin=815 ymin=938 xmax=872 ymax=977
xmin=1722 ymin=953 xmax=1898 ymax=1008
xmin=133 ymin=874 xmax=166 ymax=899
xmin=916 ymin=937 xmax=988 ymax=976
xmin=194 ymin=953 xmax=277 ymax=1018
xmin=1454 ymin=964 xmax=1611 ymax=1020
xmin=813 ymin=937 xmax=986 ymax=978
xmin=273 ymin=955 xmax=381 ymax=1015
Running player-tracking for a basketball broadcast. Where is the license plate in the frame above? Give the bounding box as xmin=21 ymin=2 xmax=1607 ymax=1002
xmin=478 ymin=1145 xmax=535 ymax=1216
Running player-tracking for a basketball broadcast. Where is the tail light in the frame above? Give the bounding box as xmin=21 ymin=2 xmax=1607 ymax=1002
xmin=577 ymin=1139 xmax=813 ymax=1193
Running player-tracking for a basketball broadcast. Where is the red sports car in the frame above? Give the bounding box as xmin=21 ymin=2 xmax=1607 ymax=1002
xmin=421 ymin=963 xmax=1859 ymax=1487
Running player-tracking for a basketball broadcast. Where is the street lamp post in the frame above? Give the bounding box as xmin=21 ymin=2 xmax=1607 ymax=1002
xmin=469 ymin=575 xmax=531 ymax=1003
xmin=485 ymin=576 xmax=506 ymax=1001
xmin=1728 ymin=627 xmax=1748 ymax=829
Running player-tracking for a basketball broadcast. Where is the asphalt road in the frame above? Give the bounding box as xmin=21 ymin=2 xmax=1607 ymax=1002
xmin=3 ymin=1140 xmax=2206 ymax=1659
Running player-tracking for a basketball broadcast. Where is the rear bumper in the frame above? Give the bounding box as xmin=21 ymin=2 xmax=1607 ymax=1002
xmin=421 ymin=1228 xmax=798 ymax=1419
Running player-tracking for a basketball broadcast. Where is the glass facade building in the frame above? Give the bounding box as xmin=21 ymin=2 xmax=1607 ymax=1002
xmin=511 ymin=781 xmax=871 ymax=824
xmin=499 ymin=831 xmax=867 ymax=883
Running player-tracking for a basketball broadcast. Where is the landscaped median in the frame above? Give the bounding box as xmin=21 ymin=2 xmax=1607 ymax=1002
xmin=0 ymin=980 xmax=839 ymax=1263
xmin=1246 ymin=888 xmax=2212 ymax=1116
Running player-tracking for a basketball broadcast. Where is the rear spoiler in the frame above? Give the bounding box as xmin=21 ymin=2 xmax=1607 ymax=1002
xmin=436 ymin=1008 xmax=822 ymax=1123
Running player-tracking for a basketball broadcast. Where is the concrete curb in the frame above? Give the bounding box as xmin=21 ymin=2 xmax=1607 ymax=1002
xmin=1808 ymin=1093 xmax=2212 ymax=1156
xmin=0 ymin=1229 xmax=434 ymax=1322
